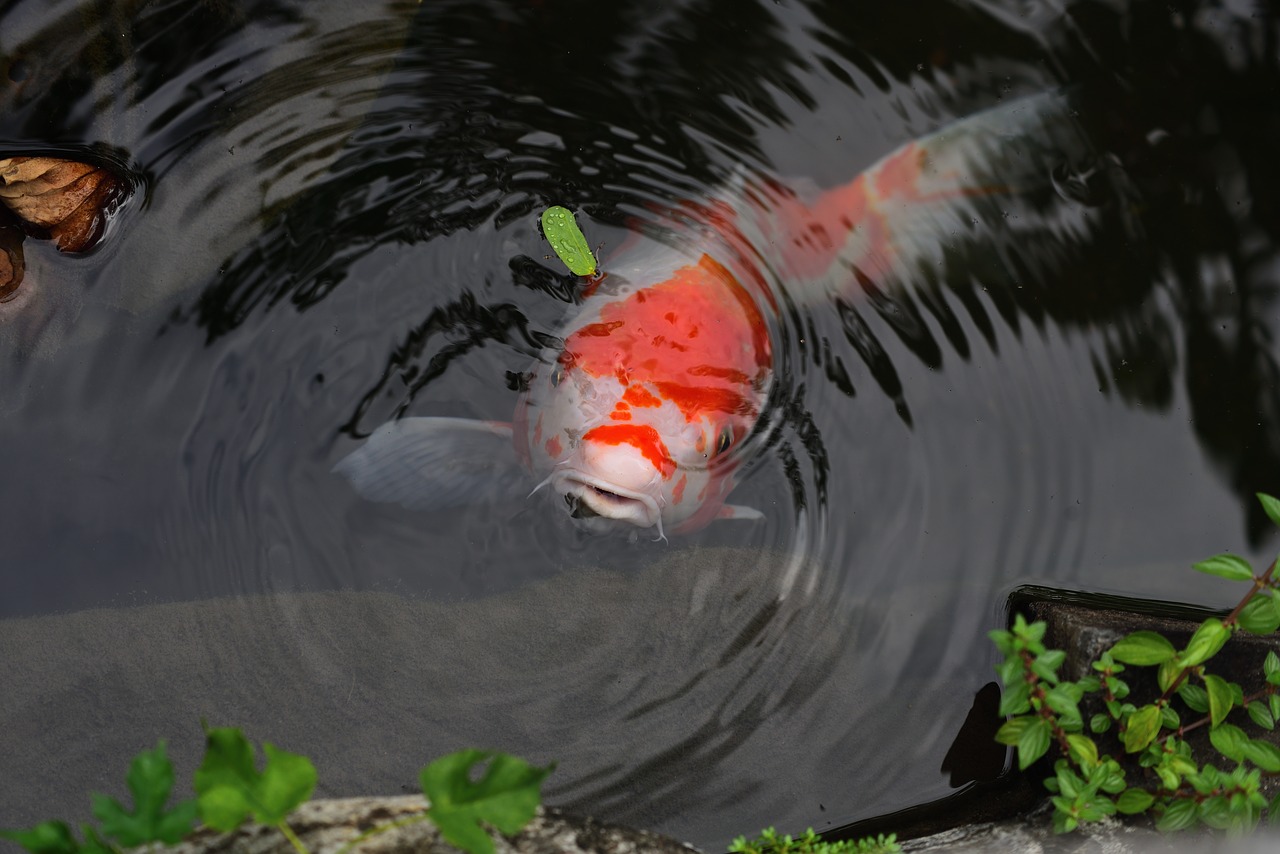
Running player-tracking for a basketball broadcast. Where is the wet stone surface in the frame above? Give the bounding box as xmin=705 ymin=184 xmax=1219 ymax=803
xmin=164 ymin=798 xmax=698 ymax=854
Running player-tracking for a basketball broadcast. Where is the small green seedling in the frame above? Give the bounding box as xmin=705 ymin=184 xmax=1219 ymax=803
xmin=541 ymin=205 xmax=597 ymax=277
xmin=421 ymin=750 xmax=552 ymax=854
xmin=728 ymin=826 xmax=900 ymax=854
xmin=193 ymin=726 xmax=316 ymax=853
xmin=1 ymin=730 xmax=551 ymax=854
xmin=92 ymin=740 xmax=198 ymax=846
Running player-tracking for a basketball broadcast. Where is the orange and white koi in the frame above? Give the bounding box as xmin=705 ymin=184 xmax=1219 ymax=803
xmin=336 ymin=91 xmax=1090 ymax=537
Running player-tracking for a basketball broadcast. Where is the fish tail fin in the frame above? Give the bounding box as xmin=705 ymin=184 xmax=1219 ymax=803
xmin=750 ymin=90 xmax=1103 ymax=299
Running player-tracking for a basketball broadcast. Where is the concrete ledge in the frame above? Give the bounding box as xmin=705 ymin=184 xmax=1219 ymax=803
xmin=167 ymin=797 xmax=699 ymax=854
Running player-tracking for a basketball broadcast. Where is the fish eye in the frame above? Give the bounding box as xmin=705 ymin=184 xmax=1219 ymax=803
xmin=550 ymin=365 xmax=564 ymax=387
xmin=715 ymin=426 xmax=733 ymax=455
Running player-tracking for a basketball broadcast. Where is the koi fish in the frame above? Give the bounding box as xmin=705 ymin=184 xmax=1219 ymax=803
xmin=336 ymin=92 xmax=1092 ymax=537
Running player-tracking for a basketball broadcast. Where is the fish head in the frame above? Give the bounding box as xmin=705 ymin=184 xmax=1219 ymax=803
xmin=515 ymin=254 xmax=771 ymax=537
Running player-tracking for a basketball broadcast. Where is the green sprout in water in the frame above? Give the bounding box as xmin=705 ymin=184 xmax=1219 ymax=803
xmin=541 ymin=205 xmax=597 ymax=277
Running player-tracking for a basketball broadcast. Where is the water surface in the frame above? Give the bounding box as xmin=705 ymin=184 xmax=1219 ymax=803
xmin=3 ymin=0 xmax=1280 ymax=847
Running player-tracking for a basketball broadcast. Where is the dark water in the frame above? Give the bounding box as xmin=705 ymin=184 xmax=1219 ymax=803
xmin=3 ymin=0 xmax=1280 ymax=847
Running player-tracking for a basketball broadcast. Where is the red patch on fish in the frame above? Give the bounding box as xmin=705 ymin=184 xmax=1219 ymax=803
xmin=545 ymin=435 xmax=562 ymax=458
xmin=561 ymin=255 xmax=770 ymax=424
xmin=652 ymin=381 xmax=752 ymax=420
xmin=582 ymin=424 xmax=676 ymax=479
xmin=672 ymin=473 xmax=687 ymax=505
xmin=622 ymin=386 xmax=663 ymax=408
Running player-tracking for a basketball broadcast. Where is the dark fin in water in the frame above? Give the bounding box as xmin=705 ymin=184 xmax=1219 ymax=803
xmin=333 ymin=417 xmax=525 ymax=512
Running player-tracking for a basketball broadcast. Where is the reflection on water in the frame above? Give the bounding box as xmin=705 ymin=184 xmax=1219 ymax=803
xmin=3 ymin=0 xmax=1280 ymax=848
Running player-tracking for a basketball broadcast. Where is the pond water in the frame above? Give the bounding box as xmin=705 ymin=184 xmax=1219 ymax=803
xmin=3 ymin=0 xmax=1280 ymax=848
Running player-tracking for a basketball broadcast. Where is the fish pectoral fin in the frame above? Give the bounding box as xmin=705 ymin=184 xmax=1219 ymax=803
xmin=718 ymin=504 xmax=765 ymax=522
xmin=333 ymin=417 xmax=525 ymax=512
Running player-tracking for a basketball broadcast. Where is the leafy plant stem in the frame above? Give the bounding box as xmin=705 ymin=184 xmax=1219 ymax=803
xmin=1172 ymin=685 xmax=1279 ymax=740
xmin=1023 ymin=649 xmax=1073 ymax=755
xmin=1222 ymin=558 xmax=1278 ymax=629
xmin=276 ymin=820 xmax=309 ymax=854
xmin=1158 ymin=557 xmax=1278 ymax=705
xmin=333 ymin=813 xmax=431 ymax=854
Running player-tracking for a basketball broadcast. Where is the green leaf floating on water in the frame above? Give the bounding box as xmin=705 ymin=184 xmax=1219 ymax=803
xmin=541 ymin=205 xmax=597 ymax=277
xmin=421 ymin=749 xmax=553 ymax=854
xmin=193 ymin=727 xmax=317 ymax=831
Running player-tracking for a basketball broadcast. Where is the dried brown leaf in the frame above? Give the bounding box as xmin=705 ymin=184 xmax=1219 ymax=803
xmin=0 ymin=156 xmax=126 ymax=252
xmin=0 ymin=211 xmax=24 ymax=302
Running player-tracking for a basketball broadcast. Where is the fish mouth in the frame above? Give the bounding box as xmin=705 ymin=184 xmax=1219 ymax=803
xmin=553 ymin=472 xmax=662 ymax=531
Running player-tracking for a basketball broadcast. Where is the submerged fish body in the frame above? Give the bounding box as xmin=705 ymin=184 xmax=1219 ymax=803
xmin=515 ymin=250 xmax=773 ymax=537
xmin=336 ymin=91 xmax=1092 ymax=536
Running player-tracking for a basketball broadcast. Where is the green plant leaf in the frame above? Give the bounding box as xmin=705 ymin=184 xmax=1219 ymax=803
xmin=1115 ymin=788 xmax=1155 ymax=814
xmin=1247 ymin=700 xmax=1275 ymax=731
xmin=1198 ymin=795 xmax=1232 ymax=830
xmin=1045 ymin=686 xmax=1082 ymax=727
xmin=193 ymin=728 xmax=316 ymax=831
xmin=1156 ymin=660 xmax=1183 ymax=693
xmin=1099 ymin=761 xmax=1127 ymax=794
xmin=1257 ymin=492 xmax=1280 ymax=529
xmin=1241 ymin=739 xmax=1280 ymax=772
xmin=998 ymin=682 xmax=1031 ymax=717
xmin=78 ymin=826 xmax=113 ymax=854
xmin=988 ymin=629 xmax=1014 ymax=656
xmin=89 ymin=740 xmax=197 ymax=847
xmin=1089 ymin=713 xmax=1112 ymax=734
xmin=1179 ymin=683 xmax=1209 ymax=713
xmin=1237 ymin=596 xmax=1280 ymax=635
xmin=421 ymin=750 xmax=552 ymax=854
xmin=0 ymin=822 xmax=80 ymax=854
xmin=1076 ymin=675 xmax=1101 ymax=692
xmin=996 ymin=657 xmax=1021 ymax=687
xmin=1209 ymin=723 xmax=1247 ymax=762
xmin=1181 ymin=619 xmax=1230 ymax=667
xmin=995 ymin=717 xmax=1032 ymax=746
xmin=1191 ymin=554 xmax=1255 ymax=582
xmin=1205 ymin=674 xmax=1235 ymax=727
xmin=540 ymin=206 xmax=596 ymax=277
xmin=1031 ymin=650 xmax=1066 ymax=683
xmin=1156 ymin=797 xmax=1199 ymax=832
xmin=1122 ymin=705 xmax=1162 ymax=753
xmin=1066 ymin=734 xmax=1098 ymax=768
xmin=1110 ymin=631 xmax=1176 ymax=665
xmin=1013 ymin=615 xmax=1047 ymax=644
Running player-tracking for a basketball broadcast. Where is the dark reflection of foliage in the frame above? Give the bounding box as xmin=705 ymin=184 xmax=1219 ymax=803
xmin=187 ymin=0 xmax=818 ymax=334
xmin=1059 ymin=0 xmax=1280 ymax=544
xmin=836 ymin=295 xmax=913 ymax=426
xmin=0 ymin=0 xmax=297 ymax=142
xmin=507 ymin=254 xmax=583 ymax=306
xmin=805 ymin=1 xmax=1060 ymax=100
xmin=340 ymin=291 xmax=560 ymax=439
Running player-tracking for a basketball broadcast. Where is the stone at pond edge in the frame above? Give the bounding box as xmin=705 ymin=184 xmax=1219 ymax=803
xmin=0 ymin=156 xmax=127 ymax=253
xmin=161 ymin=797 xmax=700 ymax=854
